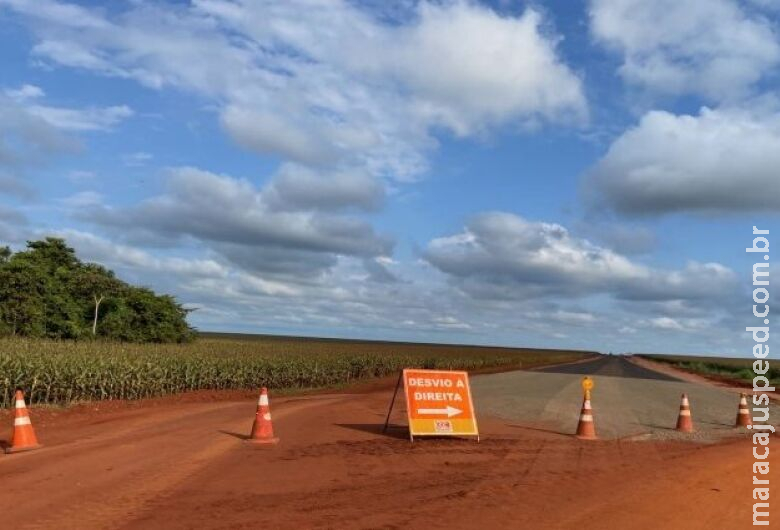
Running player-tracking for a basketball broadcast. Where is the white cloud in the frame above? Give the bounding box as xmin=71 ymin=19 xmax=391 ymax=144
xmin=265 ymin=164 xmax=384 ymax=212
xmin=26 ymin=104 xmax=132 ymax=131
xmin=589 ymin=0 xmax=780 ymax=101
xmin=49 ymin=228 xmax=467 ymax=334
xmin=2 ymin=0 xmax=586 ymax=181
xmin=644 ymin=315 xmax=712 ymax=333
xmin=550 ymin=310 xmax=597 ymax=325
xmin=4 ymin=83 xmax=44 ymax=101
xmin=749 ymin=0 xmax=780 ymax=10
xmin=0 ymin=93 xmax=79 ymax=197
xmin=81 ymin=166 xmax=393 ymax=279
xmin=4 ymin=82 xmax=132 ymax=132
xmin=220 ymin=107 xmax=343 ymax=169
xmin=585 ymin=105 xmax=780 ymax=214
xmin=0 ymin=0 xmax=109 ymax=29
xmin=371 ymin=3 xmax=588 ymax=134
xmin=57 ymin=229 xmax=229 ymax=279
xmin=576 ymin=220 xmax=657 ymax=255
xmin=32 ymin=40 xmax=119 ymax=73
xmin=60 ymin=190 xmax=103 ymax=208
xmin=0 ymin=95 xmax=75 ymax=159
xmin=430 ymin=316 xmax=472 ymax=330
xmin=424 ymin=212 xmax=738 ymax=302
xmin=649 ymin=316 xmax=685 ymax=331
xmin=122 ymin=151 xmax=152 ymax=167
xmin=15 ymin=220 xmax=744 ymax=353
xmin=0 ymin=83 xmax=130 ymax=201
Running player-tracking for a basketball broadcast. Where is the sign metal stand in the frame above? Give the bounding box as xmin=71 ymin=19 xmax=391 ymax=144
xmin=382 ymin=371 xmax=404 ymax=436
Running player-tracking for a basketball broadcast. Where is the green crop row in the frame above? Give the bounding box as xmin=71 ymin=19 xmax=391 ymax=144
xmin=0 ymin=337 xmax=591 ymax=407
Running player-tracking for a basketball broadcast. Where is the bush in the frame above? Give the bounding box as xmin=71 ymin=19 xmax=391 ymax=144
xmin=0 ymin=238 xmax=193 ymax=343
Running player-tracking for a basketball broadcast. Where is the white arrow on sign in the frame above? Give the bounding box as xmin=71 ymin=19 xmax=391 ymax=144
xmin=416 ymin=405 xmax=462 ymax=418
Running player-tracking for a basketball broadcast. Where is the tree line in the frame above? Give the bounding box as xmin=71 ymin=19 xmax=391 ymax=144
xmin=0 ymin=238 xmax=194 ymax=343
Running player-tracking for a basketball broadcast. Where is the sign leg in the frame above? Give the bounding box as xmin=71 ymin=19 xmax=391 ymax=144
xmin=382 ymin=371 xmax=403 ymax=434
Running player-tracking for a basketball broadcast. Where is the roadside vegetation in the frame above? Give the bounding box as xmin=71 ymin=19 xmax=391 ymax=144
xmin=0 ymin=336 xmax=592 ymax=407
xmin=0 ymin=238 xmax=193 ymax=343
xmin=642 ymin=354 xmax=780 ymax=386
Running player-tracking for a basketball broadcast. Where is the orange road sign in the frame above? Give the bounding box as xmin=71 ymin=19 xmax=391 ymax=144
xmin=402 ymin=369 xmax=479 ymax=440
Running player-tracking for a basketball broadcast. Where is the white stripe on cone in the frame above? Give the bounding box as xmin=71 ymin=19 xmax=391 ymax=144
xmin=580 ymin=415 xmax=594 ymax=421
xmin=15 ymin=399 xmax=26 ymax=408
xmin=681 ymin=396 xmax=689 ymax=406
xmin=679 ymin=410 xmax=691 ymax=416
xmin=263 ymin=412 xmax=272 ymax=421
xmin=14 ymin=416 xmax=31 ymax=426
xmin=259 ymin=394 xmax=269 ymax=406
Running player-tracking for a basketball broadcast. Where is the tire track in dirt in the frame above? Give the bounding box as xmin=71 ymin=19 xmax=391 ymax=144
xmin=2 ymin=402 xmax=236 ymax=461
xmin=5 ymin=396 xmax=348 ymax=530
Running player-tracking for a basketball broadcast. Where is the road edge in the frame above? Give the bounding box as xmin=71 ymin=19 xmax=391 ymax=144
xmin=626 ymin=355 xmax=780 ymax=402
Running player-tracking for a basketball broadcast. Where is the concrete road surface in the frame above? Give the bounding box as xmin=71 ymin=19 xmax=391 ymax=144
xmin=471 ymin=355 xmax=780 ymax=441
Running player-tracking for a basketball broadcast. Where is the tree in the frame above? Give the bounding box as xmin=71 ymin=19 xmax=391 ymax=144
xmin=20 ymin=237 xmax=79 ymax=272
xmin=73 ymin=263 xmax=121 ymax=336
xmin=0 ymin=259 xmax=46 ymax=336
xmin=99 ymin=288 xmax=194 ymax=343
xmin=0 ymin=238 xmax=194 ymax=342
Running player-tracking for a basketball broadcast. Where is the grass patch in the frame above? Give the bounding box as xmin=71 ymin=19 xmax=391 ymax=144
xmin=642 ymin=354 xmax=780 ymax=386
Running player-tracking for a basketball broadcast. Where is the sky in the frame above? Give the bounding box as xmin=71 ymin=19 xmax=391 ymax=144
xmin=0 ymin=0 xmax=778 ymax=355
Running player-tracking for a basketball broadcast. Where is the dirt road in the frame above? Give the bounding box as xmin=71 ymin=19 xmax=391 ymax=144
xmin=0 ymin=357 xmax=775 ymax=529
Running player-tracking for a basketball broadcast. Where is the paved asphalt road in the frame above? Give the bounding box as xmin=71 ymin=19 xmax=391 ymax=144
xmin=470 ymin=355 xmax=779 ymax=441
xmin=537 ymin=355 xmax=681 ymax=382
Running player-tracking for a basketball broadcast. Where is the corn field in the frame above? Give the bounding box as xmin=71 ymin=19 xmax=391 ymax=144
xmin=0 ymin=337 xmax=590 ymax=407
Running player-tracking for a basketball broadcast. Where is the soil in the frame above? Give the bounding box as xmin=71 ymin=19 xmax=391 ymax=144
xmin=1 ymin=375 xmax=770 ymax=529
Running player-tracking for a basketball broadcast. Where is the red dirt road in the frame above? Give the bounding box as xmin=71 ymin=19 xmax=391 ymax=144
xmin=0 ymin=385 xmax=772 ymax=529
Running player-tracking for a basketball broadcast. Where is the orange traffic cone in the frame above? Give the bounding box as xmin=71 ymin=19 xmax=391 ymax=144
xmin=676 ymin=393 xmax=694 ymax=433
xmin=735 ymin=393 xmax=752 ymax=428
xmin=247 ymin=388 xmax=278 ymax=445
xmin=5 ymin=390 xmax=42 ymax=454
xmin=575 ymin=394 xmax=597 ymax=440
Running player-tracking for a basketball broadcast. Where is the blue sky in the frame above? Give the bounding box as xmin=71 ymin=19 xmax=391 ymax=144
xmin=1 ymin=0 xmax=778 ymax=355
